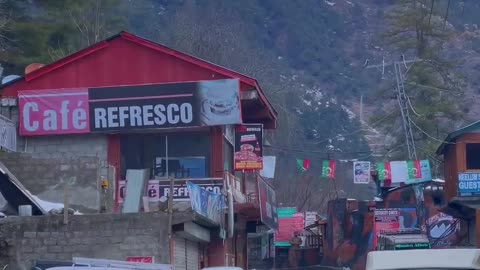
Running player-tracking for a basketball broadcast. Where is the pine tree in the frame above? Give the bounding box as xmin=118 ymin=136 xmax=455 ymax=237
xmin=374 ymin=0 xmax=467 ymax=161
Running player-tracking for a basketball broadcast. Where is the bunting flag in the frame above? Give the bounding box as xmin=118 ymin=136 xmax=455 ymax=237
xmin=321 ymin=160 xmax=336 ymax=179
xmin=297 ymin=159 xmax=310 ymax=173
xmin=407 ymin=160 xmax=422 ymax=179
xmin=376 ymin=162 xmax=391 ymax=181
xmin=376 ymin=162 xmax=392 ymax=187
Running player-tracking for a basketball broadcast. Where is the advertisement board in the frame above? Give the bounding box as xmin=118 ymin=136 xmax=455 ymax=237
xmin=257 ymin=176 xmax=278 ymax=229
xmin=118 ymin=178 xmax=223 ymax=203
xmin=186 ymin=181 xmax=223 ymax=224
xmin=234 ymin=124 xmax=263 ymax=170
xmin=458 ymin=172 xmax=480 ymax=197
xmin=274 ymin=208 xmax=303 ymax=247
xmin=373 ymin=208 xmax=418 ymax=250
xmin=18 ymin=79 xmax=241 ymax=136
xmin=373 ymin=209 xmax=400 ymax=249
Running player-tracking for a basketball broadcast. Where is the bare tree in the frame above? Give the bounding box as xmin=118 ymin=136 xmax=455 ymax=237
xmin=0 ymin=0 xmax=10 ymax=50
xmin=48 ymin=0 xmax=121 ymax=60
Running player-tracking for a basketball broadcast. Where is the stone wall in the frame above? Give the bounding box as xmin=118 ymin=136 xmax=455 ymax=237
xmin=0 ymin=134 xmax=111 ymax=213
xmin=0 ymin=212 xmax=172 ymax=270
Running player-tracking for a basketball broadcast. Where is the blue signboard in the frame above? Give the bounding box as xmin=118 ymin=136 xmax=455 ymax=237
xmin=186 ymin=181 xmax=224 ymax=224
xmin=458 ymin=173 xmax=480 ymax=197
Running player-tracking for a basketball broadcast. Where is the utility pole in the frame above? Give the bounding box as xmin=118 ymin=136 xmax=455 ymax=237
xmin=366 ymin=57 xmax=421 ymax=160
xmin=366 ymin=56 xmax=427 ymax=233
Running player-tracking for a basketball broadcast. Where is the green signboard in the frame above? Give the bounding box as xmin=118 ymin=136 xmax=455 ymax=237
xmin=277 ymin=207 xmax=296 ymax=218
xmin=394 ymin=242 xmax=430 ymax=250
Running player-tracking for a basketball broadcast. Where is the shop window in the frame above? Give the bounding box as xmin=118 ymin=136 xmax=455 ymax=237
xmin=121 ymin=133 xmax=210 ymax=179
xmin=466 ymin=143 xmax=480 ymax=170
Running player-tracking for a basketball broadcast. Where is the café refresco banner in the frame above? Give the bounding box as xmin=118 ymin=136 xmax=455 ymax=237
xmin=18 ymin=79 xmax=242 ymax=136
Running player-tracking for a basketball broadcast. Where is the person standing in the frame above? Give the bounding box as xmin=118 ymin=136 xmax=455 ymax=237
xmin=288 ymin=231 xmax=302 ymax=268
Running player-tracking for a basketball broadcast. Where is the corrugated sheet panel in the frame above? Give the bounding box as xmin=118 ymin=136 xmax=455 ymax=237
xmin=122 ymin=169 xmax=148 ymax=213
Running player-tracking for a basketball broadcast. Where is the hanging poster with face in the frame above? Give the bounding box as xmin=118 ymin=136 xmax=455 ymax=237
xmin=234 ymin=124 xmax=263 ymax=171
xmin=18 ymin=79 xmax=242 ymax=136
xmin=353 ymin=161 xmax=371 ymax=184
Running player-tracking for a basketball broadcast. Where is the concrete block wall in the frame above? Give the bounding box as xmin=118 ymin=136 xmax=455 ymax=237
xmin=0 ymin=213 xmax=170 ymax=270
xmin=0 ymin=134 xmax=111 ymax=213
xmin=0 ymin=106 xmax=113 ymax=212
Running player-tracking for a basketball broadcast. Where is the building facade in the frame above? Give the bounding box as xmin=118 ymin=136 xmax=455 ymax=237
xmin=436 ymin=121 xmax=480 ymax=248
xmin=0 ymin=31 xmax=278 ymax=269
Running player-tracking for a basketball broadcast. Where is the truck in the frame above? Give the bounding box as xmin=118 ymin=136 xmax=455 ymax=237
xmin=376 ymin=229 xmax=430 ymax=251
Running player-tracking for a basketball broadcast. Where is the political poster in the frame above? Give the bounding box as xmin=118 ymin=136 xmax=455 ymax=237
xmin=353 ymin=161 xmax=370 ymax=184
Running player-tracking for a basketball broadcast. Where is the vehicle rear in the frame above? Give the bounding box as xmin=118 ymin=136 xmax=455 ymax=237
xmin=366 ymin=249 xmax=480 ymax=270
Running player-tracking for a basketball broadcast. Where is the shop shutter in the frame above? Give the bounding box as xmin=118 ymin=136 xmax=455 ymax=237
xmin=174 ymin=237 xmax=199 ymax=270
xmin=186 ymin=240 xmax=199 ymax=270
xmin=174 ymin=237 xmax=186 ymax=270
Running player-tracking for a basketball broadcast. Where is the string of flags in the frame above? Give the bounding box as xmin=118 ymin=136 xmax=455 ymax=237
xmin=295 ymin=158 xmax=432 ymax=186
xmin=296 ymin=159 xmax=336 ymax=179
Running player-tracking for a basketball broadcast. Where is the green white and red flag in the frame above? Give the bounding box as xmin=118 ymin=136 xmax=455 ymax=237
xmin=407 ymin=160 xmax=422 ymax=179
xmin=297 ymin=159 xmax=310 ymax=173
xmin=376 ymin=162 xmax=392 ymax=187
xmin=376 ymin=162 xmax=391 ymax=181
xmin=321 ymin=160 xmax=336 ymax=179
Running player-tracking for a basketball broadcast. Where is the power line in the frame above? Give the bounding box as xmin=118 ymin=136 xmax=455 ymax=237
xmin=409 ymin=119 xmax=454 ymax=145
xmin=265 ymin=144 xmax=403 ymax=161
xmin=303 ymin=111 xmax=396 ymax=145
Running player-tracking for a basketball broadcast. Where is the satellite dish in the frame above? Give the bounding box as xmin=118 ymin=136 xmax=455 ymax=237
xmin=25 ymin=63 xmax=44 ymax=74
xmin=2 ymin=75 xmax=21 ymax=85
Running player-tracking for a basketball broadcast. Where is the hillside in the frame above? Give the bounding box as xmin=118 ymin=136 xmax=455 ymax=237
xmin=1 ymin=0 xmax=479 ymax=210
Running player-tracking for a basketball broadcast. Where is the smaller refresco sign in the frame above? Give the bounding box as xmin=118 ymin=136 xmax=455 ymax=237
xmin=458 ymin=173 xmax=480 ymax=197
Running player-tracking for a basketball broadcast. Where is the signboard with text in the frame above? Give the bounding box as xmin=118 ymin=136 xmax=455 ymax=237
xmin=118 ymin=178 xmax=223 ymax=203
xmin=373 ymin=209 xmax=400 ymax=249
xmin=274 ymin=208 xmax=303 ymax=247
xmin=234 ymin=124 xmax=263 ymax=170
xmin=458 ymin=173 xmax=480 ymax=197
xmin=126 ymin=256 xmax=154 ymax=263
xmin=18 ymin=79 xmax=241 ymax=136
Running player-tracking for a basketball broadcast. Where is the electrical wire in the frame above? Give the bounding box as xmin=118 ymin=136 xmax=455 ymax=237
xmin=302 ymin=111 xmax=397 ymax=145
xmin=406 ymin=94 xmax=422 ymax=117
xmin=265 ymin=144 xmax=403 ymax=162
xmin=409 ymin=119 xmax=454 ymax=145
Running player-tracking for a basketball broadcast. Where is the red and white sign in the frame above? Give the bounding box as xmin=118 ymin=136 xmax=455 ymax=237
xmin=126 ymin=256 xmax=154 ymax=263
xmin=18 ymin=89 xmax=90 ymax=136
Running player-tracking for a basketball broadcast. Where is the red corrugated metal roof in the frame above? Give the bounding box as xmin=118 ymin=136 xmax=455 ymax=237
xmin=1 ymin=31 xmax=277 ymax=124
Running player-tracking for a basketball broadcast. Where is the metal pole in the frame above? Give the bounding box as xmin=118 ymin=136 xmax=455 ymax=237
xmin=393 ymin=61 xmax=417 ymax=160
xmin=166 ymin=135 xmax=174 ymax=263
